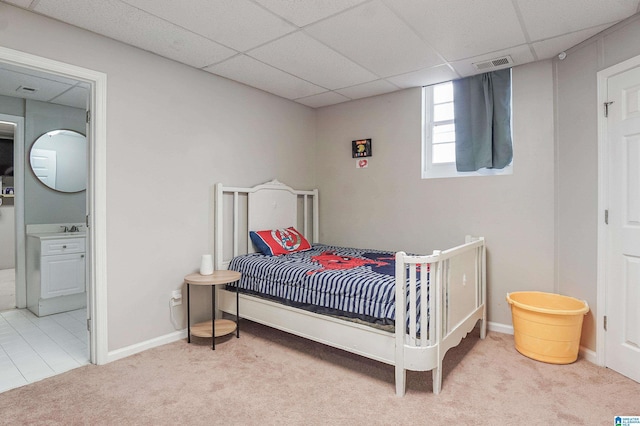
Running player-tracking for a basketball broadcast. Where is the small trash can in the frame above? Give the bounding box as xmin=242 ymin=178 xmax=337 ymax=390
xmin=506 ymin=291 xmax=589 ymax=364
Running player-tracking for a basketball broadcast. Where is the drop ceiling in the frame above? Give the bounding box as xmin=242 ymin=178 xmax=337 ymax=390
xmin=2 ymin=0 xmax=640 ymax=108
xmin=0 ymin=62 xmax=89 ymax=109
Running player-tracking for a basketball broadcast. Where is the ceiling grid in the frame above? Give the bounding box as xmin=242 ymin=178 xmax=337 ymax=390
xmin=1 ymin=0 xmax=639 ymax=108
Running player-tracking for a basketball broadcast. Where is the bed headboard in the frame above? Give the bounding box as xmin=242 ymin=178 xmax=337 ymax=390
xmin=214 ymin=179 xmax=319 ymax=270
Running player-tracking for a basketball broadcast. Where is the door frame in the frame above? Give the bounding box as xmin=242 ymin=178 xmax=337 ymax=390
xmin=0 ymin=46 xmax=108 ymax=365
xmin=596 ymin=53 xmax=640 ymax=367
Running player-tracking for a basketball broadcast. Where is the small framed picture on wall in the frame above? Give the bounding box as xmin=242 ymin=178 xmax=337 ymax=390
xmin=352 ymin=139 xmax=372 ymax=158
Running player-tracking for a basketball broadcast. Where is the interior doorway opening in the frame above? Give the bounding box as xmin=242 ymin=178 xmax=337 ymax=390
xmin=0 ymin=70 xmax=92 ymax=393
xmin=0 ymin=46 xmax=108 ymax=389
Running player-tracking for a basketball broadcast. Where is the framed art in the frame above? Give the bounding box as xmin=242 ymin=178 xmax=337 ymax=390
xmin=352 ymin=139 xmax=372 ymax=158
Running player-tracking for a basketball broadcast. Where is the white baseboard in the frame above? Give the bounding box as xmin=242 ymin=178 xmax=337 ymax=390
xmin=487 ymin=322 xmax=598 ymax=365
xmin=104 ymin=322 xmax=513 ymax=362
xmin=106 ymin=329 xmax=187 ymax=363
xmin=103 ymin=322 xmax=598 ymax=367
xmin=488 ymin=321 xmax=513 ymax=335
xmin=579 ymin=346 xmax=597 ymax=364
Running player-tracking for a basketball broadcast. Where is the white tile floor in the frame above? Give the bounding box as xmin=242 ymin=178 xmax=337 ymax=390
xmin=0 ymin=308 xmax=89 ymax=393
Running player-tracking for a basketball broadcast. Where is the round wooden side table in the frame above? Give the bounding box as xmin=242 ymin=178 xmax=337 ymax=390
xmin=184 ymin=270 xmax=241 ymax=350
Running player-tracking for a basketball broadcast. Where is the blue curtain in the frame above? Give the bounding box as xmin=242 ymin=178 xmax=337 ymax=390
xmin=453 ymin=69 xmax=512 ymax=172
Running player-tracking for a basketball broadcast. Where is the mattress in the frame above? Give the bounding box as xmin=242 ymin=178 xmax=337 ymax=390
xmin=227 ymin=244 xmax=425 ymax=328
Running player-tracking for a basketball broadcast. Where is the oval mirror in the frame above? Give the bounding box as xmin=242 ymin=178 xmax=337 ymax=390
xmin=29 ymin=129 xmax=87 ymax=193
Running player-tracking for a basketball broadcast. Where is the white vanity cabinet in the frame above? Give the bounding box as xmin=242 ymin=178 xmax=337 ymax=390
xmin=27 ymin=233 xmax=87 ymax=316
xmin=40 ymin=238 xmax=86 ymax=298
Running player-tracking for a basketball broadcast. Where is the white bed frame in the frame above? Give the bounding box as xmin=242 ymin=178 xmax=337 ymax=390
xmin=214 ymin=179 xmax=486 ymax=395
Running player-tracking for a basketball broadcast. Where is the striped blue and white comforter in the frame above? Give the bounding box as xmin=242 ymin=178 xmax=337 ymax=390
xmin=228 ymin=244 xmax=423 ymax=326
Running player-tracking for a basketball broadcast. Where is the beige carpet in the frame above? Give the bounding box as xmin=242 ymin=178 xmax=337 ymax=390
xmin=0 ymin=320 xmax=638 ymax=425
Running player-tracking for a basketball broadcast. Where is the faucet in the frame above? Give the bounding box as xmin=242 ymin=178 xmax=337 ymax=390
xmin=69 ymin=225 xmax=80 ymax=232
xmin=60 ymin=225 xmax=81 ymax=233
xmin=61 ymin=225 xmax=70 ymax=232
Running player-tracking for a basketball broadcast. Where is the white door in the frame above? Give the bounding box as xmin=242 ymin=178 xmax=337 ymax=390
xmin=605 ymin=65 xmax=640 ymax=383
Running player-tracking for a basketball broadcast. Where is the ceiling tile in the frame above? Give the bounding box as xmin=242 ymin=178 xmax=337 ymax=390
xmin=386 ymin=64 xmax=459 ymax=89
xmin=294 ymin=91 xmax=350 ymax=108
xmin=248 ymin=31 xmax=378 ymax=90
xmin=33 ymin=0 xmax=236 ymax=68
xmin=0 ymin=67 xmax=74 ymax=103
xmin=254 ymin=0 xmax=369 ymax=27
xmin=49 ymin=85 xmax=89 ymax=109
xmin=387 ymin=0 xmax=527 ymax=62
xmin=335 ymin=79 xmax=399 ymax=100
xmin=516 ymin=0 xmax=638 ymax=41
xmin=205 ymin=55 xmax=326 ymax=100
xmin=122 ymin=0 xmax=296 ymax=52
xmin=532 ymin=24 xmax=612 ymax=60
xmin=2 ymin=0 xmax=32 ymax=7
xmin=450 ymin=44 xmax=535 ymax=77
xmin=306 ymin=0 xmax=443 ymax=78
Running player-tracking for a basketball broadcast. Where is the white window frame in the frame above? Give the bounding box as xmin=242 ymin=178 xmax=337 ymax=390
xmin=421 ymin=82 xmax=513 ymax=179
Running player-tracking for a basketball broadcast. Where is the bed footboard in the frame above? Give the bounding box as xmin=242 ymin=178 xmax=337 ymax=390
xmin=394 ymin=236 xmax=486 ymax=395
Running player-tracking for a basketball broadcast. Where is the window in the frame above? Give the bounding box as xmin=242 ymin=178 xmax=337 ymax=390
xmin=422 ymin=80 xmax=513 ymax=179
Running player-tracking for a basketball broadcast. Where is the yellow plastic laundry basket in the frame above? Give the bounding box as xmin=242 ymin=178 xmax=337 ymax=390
xmin=506 ymin=291 xmax=589 ymax=364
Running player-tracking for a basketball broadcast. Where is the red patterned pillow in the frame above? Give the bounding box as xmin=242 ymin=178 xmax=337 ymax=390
xmin=250 ymin=227 xmax=311 ymax=256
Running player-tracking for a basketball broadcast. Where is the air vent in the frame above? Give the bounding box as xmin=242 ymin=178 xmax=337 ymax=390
xmin=16 ymin=85 xmax=38 ymax=94
xmin=472 ymin=55 xmax=514 ymax=71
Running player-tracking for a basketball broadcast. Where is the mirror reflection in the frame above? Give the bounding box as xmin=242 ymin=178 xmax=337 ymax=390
xmin=30 ymin=129 xmax=86 ymax=193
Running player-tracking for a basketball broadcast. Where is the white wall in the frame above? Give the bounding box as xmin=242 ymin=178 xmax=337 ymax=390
xmin=316 ymin=60 xmax=556 ymax=327
xmin=555 ymin=14 xmax=640 ymax=350
xmin=0 ymin=4 xmax=317 ymax=351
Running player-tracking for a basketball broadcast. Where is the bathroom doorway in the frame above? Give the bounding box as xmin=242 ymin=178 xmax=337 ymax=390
xmin=0 ymin=47 xmax=108 ymax=391
xmin=0 ymin=70 xmax=91 ymax=392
